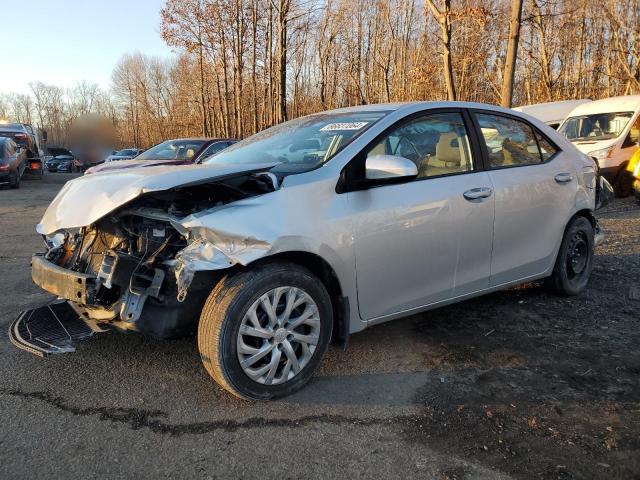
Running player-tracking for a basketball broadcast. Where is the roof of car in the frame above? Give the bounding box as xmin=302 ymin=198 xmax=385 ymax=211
xmin=566 ymin=95 xmax=640 ymax=116
xmin=512 ymin=99 xmax=592 ymax=123
xmin=319 ymin=101 xmax=537 ymax=117
xmin=0 ymin=122 xmax=25 ymax=131
xmin=166 ymin=138 xmax=233 ymax=142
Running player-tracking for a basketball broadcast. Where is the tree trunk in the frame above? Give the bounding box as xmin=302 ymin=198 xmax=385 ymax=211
xmin=276 ymin=0 xmax=289 ymax=123
xmin=500 ymin=0 xmax=524 ymax=107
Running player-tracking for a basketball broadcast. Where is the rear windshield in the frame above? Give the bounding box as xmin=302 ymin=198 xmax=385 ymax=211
xmin=0 ymin=123 xmax=23 ymax=131
xmin=137 ymin=140 xmax=206 ymax=160
xmin=116 ymin=149 xmax=139 ymax=156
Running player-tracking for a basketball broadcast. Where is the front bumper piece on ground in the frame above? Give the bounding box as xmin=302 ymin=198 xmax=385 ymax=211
xmin=9 ymin=301 xmax=105 ymax=356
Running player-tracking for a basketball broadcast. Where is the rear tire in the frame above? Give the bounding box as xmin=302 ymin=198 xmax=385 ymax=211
xmin=198 ymin=262 xmax=333 ymax=400
xmin=545 ymin=216 xmax=594 ymax=296
xmin=10 ymin=172 xmax=20 ymax=189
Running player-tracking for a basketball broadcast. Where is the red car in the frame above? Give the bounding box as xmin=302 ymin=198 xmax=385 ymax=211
xmin=84 ymin=138 xmax=235 ymax=175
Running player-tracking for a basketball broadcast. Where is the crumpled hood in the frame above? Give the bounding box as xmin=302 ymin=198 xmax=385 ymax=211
xmin=37 ymin=162 xmax=277 ymax=235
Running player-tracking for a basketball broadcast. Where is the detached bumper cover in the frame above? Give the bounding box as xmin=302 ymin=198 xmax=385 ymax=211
xmin=9 ymin=302 xmax=98 ymax=356
xmin=31 ymin=254 xmax=97 ymax=305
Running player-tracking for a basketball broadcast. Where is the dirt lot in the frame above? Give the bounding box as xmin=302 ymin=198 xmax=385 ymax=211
xmin=1 ymin=173 xmax=639 ymax=479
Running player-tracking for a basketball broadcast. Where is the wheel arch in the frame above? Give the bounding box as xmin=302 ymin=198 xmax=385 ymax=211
xmin=249 ymin=251 xmax=350 ymax=348
xmin=572 ymin=208 xmax=597 ymax=229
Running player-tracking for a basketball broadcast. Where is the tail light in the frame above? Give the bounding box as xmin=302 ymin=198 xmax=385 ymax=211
xmin=14 ymin=133 xmax=28 ymax=141
xmin=0 ymin=164 xmax=9 ymax=171
xmin=30 ymin=162 xmax=40 ymax=170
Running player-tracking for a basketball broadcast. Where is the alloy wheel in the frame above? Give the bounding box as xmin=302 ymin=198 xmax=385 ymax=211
xmin=236 ymin=286 xmax=321 ymax=385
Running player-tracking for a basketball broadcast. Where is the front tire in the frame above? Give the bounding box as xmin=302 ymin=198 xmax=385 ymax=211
xmin=545 ymin=216 xmax=594 ymax=295
xmin=198 ymin=262 xmax=333 ymax=400
xmin=613 ymin=166 xmax=634 ymax=198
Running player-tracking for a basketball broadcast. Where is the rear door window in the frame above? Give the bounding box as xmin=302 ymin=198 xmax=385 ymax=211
xmin=535 ymin=132 xmax=558 ymax=161
xmin=475 ymin=113 xmax=547 ymax=168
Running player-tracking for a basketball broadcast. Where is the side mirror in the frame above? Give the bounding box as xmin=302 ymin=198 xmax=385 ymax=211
xmin=365 ymin=154 xmax=418 ymax=181
xmin=622 ymin=133 xmax=639 ymax=149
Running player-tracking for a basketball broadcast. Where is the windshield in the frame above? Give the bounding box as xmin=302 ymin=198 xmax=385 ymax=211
xmin=204 ymin=111 xmax=389 ymax=171
xmin=116 ymin=149 xmax=139 ymax=156
xmin=559 ymin=112 xmax=633 ymax=141
xmin=137 ymin=140 xmax=206 ymax=160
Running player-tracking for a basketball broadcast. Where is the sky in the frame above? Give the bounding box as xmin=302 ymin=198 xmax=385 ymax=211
xmin=0 ymin=0 xmax=173 ymax=95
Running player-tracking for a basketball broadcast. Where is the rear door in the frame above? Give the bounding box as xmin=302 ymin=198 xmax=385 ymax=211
xmin=347 ymin=110 xmax=495 ymax=320
xmin=471 ymin=110 xmax=577 ymax=286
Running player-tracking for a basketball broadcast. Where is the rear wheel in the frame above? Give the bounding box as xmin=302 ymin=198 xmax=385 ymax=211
xmin=546 ymin=216 xmax=594 ymax=295
xmin=10 ymin=172 xmax=20 ymax=189
xmin=198 ymin=262 xmax=333 ymax=400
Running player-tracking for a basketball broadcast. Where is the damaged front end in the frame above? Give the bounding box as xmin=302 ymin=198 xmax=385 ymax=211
xmin=26 ymin=167 xmax=279 ymax=343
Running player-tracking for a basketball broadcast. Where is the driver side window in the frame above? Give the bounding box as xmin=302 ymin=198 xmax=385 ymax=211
xmin=367 ymin=112 xmax=475 ymax=179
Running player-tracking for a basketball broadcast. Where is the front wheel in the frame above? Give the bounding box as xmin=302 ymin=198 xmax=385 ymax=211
xmin=545 ymin=216 xmax=594 ymax=295
xmin=198 ymin=262 xmax=333 ymax=400
xmin=613 ymin=166 xmax=634 ymax=198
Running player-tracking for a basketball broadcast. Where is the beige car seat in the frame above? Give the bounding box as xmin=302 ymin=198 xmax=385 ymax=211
xmin=431 ymin=132 xmax=462 ymax=168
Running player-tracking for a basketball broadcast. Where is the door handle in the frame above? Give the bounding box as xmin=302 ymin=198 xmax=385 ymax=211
xmin=463 ymin=187 xmax=493 ymax=201
xmin=554 ymin=173 xmax=573 ymax=184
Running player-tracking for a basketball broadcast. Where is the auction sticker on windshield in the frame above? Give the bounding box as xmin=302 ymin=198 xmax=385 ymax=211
xmin=320 ymin=122 xmax=368 ymax=131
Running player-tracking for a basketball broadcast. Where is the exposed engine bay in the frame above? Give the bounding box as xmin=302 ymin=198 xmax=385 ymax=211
xmin=34 ymin=172 xmax=277 ymax=338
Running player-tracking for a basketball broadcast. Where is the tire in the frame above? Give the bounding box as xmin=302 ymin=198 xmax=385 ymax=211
xmin=545 ymin=216 xmax=594 ymax=296
xmin=198 ymin=262 xmax=333 ymax=400
xmin=613 ymin=166 xmax=634 ymax=198
xmin=10 ymin=172 xmax=20 ymax=189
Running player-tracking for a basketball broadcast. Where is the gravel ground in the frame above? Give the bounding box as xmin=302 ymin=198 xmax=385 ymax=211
xmin=0 ymin=173 xmax=639 ymax=479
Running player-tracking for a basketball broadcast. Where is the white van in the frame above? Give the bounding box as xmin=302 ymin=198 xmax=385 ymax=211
xmin=558 ymin=95 xmax=640 ymax=196
xmin=513 ymin=99 xmax=592 ymax=130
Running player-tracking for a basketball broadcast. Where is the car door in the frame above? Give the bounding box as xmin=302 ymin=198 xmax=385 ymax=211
xmin=471 ymin=110 xmax=577 ymax=286
xmin=346 ymin=110 xmax=495 ymax=321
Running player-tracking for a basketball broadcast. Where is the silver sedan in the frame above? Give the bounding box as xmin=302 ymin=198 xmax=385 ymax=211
xmin=25 ymin=102 xmax=608 ymax=399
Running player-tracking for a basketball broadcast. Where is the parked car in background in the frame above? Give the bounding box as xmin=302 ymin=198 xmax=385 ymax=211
xmin=84 ymin=138 xmax=235 ymax=174
xmin=104 ymin=148 xmax=144 ymax=163
xmin=0 ymin=121 xmax=47 ymax=178
xmin=558 ymin=95 xmax=640 ymax=196
xmin=44 ymin=147 xmax=77 ymax=173
xmin=0 ymin=121 xmax=39 ymax=157
xmin=18 ymin=102 xmax=609 ymax=399
xmin=513 ymin=99 xmax=592 ymax=130
xmin=0 ymin=137 xmax=27 ymax=188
